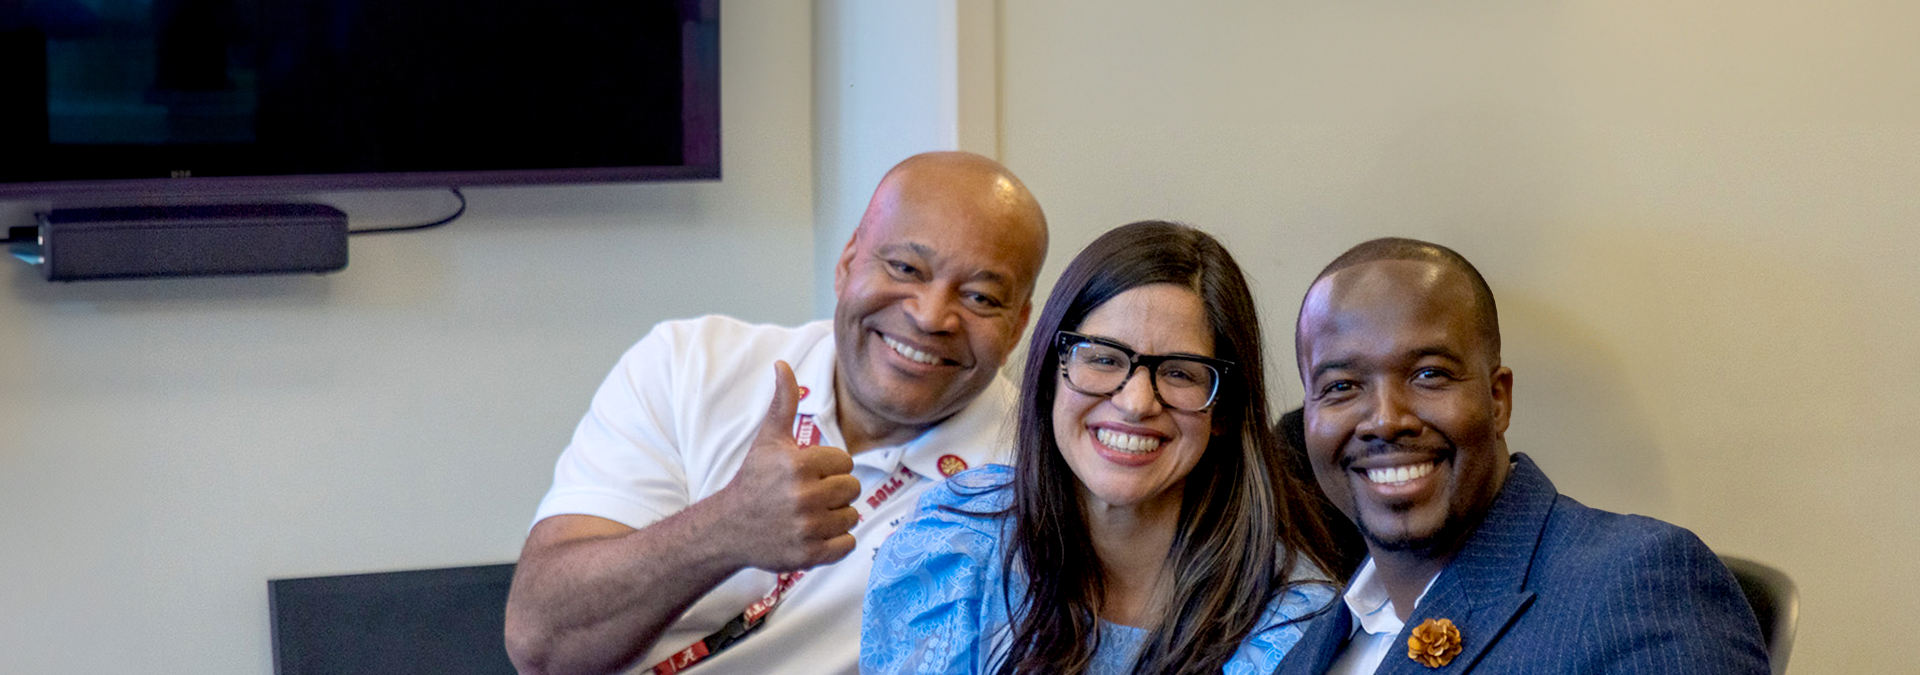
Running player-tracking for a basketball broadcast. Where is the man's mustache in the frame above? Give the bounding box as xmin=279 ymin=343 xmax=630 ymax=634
xmin=1338 ymin=440 xmax=1452 ymax=467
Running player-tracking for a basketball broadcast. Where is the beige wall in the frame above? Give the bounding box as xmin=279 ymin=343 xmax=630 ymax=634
xmin=0 ymin=4 xmax=816 ymax=673
xmin=998 ymin=1 xmax=1917 ymax=672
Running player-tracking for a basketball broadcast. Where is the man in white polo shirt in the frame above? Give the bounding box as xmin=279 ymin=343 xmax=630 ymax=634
xmin=504 ymin=152 xmax=1049 ymax=675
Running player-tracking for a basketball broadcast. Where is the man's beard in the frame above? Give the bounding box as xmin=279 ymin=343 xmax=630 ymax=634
xmin=1355 ymin=501 xmax=1480 ymax=558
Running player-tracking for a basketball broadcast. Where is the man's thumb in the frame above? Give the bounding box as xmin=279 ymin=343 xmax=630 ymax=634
xmin=760 ymin=360 xmax=802 ymax=438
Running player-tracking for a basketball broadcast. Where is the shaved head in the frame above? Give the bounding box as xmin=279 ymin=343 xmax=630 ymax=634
xmin=1300 ymin=237 xmax=1499 ymax=365
xmin=858 ymin=151 xmax=1049 ymax=278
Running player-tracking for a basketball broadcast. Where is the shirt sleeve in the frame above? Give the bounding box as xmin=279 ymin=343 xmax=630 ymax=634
xmin=533 ymin=321 xmax=692 ymax=528
xmin=862 ymin=467 xmax=1013 ymax=675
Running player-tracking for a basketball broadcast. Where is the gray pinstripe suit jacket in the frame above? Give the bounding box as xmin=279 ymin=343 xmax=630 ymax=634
xmin=1272 ymin=453 xmax=1770 ymax=675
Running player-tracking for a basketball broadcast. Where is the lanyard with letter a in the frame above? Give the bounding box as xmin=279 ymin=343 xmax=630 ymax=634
xmin=649 ymin=411 xmax=921 ymax=674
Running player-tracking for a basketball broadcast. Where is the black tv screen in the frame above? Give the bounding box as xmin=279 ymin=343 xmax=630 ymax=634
xmin=0 ymin=0 xmax=718 ymax=200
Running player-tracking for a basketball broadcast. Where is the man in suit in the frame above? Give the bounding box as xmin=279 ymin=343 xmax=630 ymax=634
xmin=1274 ymin=237 xmax=1769 ymax=674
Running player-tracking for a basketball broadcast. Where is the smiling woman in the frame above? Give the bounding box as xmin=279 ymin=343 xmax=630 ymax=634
xmin=862 ymin=221 xmax=1346 ymax=675
xmin=1051 ymin=284 xmax=1218 ymax=526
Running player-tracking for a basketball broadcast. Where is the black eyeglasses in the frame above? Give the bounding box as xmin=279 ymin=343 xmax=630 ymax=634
xmin=1055 ymin=331 xmax=1233 ymax=412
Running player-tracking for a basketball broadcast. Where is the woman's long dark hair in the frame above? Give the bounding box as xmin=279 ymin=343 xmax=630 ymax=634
xmin=992 ymin=220 xmax=1340 ymax=675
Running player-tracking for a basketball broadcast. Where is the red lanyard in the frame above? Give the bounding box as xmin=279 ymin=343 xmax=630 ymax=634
xmin=649 ymin=413 xmax=923 ymax=674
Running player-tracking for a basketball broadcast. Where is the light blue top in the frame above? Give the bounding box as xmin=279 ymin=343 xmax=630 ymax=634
xmin=861 ymin=464 xmax=1334 ymax=675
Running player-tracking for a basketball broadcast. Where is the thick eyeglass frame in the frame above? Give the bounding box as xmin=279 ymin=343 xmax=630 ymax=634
xmin=1055 ymin=331 xmax=1234 ymax=413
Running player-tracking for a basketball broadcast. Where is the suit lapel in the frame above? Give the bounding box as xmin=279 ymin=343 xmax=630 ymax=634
xmin=1271 ymin=600 xmax=1353 ymax=675
xmin=1371 ymin=579 xmax=1534 ymax=675
xmin=1370 ymin=454 xmax=1560 ymax=674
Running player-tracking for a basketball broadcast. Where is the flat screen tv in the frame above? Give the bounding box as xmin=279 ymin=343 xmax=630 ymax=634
xmin=0 ymin=0 xmax=718 ymax=202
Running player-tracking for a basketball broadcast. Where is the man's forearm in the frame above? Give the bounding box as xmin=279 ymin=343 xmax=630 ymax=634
xmin=504 ymin=503 xmax=747 ymax=675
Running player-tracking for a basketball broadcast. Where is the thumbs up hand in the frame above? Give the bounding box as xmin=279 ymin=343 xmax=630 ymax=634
xmin=710 ymin=361 xmax=862 ymax=572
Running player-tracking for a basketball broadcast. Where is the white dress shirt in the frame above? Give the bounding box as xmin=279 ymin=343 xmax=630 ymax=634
xmin=1326 ymin=558 xmax=1440 ymax=675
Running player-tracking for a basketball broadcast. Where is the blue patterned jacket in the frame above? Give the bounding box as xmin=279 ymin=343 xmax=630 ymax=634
xmin=865 ymin=464 xmax=1334 ymax=675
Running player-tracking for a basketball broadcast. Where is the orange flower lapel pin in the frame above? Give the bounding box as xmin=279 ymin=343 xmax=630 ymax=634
xmin=1408 ymin=618 xmax=1463 ymax=668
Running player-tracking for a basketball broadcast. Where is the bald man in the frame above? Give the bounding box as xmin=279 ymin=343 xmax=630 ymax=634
xmin=1273 ymin=238 xmax=1768 ymax=675
xmin=506 ymin=152 xmax=1050 ymax=675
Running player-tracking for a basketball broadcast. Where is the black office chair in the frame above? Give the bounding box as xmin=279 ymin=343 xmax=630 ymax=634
xmin=1719 ymin=555 xmax=1798 ymax=675
xmin=269 ymin=563 xmax=520 ymax=675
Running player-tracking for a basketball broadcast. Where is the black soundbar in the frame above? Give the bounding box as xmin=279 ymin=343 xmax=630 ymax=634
xmin=29 ymin=203 xmax=349 ymax=281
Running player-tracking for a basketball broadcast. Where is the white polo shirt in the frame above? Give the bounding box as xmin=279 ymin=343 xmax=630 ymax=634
xmin=534 ymin=315 xmax=1015 ymax=675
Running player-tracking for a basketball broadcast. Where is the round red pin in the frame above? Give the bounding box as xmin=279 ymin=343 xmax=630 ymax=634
xmin=937 ymin=455 xmax=968 ymax=477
